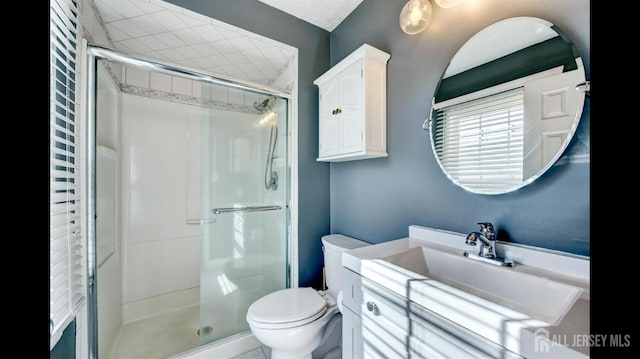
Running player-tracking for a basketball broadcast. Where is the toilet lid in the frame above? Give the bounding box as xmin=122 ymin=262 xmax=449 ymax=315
xmin=247 ymin=287 xmax=327 ymax=326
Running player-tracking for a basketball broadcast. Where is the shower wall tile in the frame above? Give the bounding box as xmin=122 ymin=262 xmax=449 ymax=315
xmin=121 ymin=94 xmax=200 ymax=303
xmin=120 ymin=67 xmax=265 ymax=114
xmin=210 ymin=84 xmax=229 ymax=102
xmin=124 ymin=235 xmax=200 ymax=302
xmin=172 ymin=76 xmax=193 ymax=96
xmin=228 ymin=87 xmax=245 ymax=105
xmin=244 ymin=92 xmax=260 ymax=108
xmin=185 ymin=113 xmax=202 ymax=222
xmin=125 ymin=67 xmax=150 ymax=88
xmin=150 ymin=71 xmax=172 ymax=92
xmin=97 ymin=64 xmax=120 ymax=149
xmin=192 ymin=81 xmax=202 ymax=99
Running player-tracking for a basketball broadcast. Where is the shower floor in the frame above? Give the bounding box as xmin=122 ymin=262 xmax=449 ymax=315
xmin=106 ymin=304 xmax=272 ymax=359
xmin=107 ymin=305 xmax=200 ymax=359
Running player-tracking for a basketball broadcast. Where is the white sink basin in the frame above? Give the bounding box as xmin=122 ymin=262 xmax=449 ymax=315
xmin=380 ymin=245 xmax=582 ymax=326
xmin=346 ymin=226 xmax=589 ymax=356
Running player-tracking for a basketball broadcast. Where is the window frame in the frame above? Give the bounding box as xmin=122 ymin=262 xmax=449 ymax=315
xmin=431 ymin=87 xmax=525 ymax=193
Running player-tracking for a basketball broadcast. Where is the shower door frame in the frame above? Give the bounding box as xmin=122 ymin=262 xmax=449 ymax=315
xmin=83 ymin=43 xmax=299 ymax=359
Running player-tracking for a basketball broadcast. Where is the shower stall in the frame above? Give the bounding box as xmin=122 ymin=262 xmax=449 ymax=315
xmin=86 ymin=44 xmax=292 ymax=359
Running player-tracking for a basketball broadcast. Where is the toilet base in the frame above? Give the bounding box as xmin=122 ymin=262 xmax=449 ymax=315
xmin=254 ymin=314 xmax=342 ymax=359
xmin=247 ymin=289 xmax=342 ymax=359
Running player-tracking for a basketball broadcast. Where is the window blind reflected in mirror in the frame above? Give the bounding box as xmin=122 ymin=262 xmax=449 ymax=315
xmin=432 ymin=87 xmax=524 ymax=192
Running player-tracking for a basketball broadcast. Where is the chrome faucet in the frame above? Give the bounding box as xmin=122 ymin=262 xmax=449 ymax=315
xmin=465 ymin=222 xmax=496 ymax=258
xmin=464 ymin=222 xmax=515 ymax=267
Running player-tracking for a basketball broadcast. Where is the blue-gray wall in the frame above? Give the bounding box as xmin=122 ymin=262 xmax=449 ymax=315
xmin=166 ymin=0 xmax=331 ymax=288
xmin=167 ymin=0 xmax=590 ymax=288
xmin=328 ymin=0 xmax=590 ymax=256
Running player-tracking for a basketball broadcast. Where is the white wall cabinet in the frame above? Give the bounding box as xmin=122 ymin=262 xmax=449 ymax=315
xmin=314 ymin=44 xmax=390 ymax=162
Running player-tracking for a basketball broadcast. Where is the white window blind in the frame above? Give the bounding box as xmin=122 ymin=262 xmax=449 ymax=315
xmin=50 ymin=0 xmax=84 ymax=348
xmin=432 ymin=87 xmax=524 ymax=192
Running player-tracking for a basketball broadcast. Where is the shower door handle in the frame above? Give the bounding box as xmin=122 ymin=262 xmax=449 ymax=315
xmin=212 ymin=205 xmax=282 ymax=214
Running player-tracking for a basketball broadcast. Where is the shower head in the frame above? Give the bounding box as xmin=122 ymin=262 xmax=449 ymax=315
xmin=253 ymin=96 xmax=277 ymax=113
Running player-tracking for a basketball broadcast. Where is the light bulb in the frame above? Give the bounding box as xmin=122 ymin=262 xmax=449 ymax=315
xmin=409 ymin=7 xmax=423 ymax=26
xmin=399 ymin=0 xmax=433 ymax=35
xmin=433 ymin=0 xmax=465 ymax=8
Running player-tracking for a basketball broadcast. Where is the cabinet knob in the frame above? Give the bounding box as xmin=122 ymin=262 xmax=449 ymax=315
xmin=332 ymin=108 xmax=342 ymax=115
xmin=366 ymin=301 xmax=380 ymax=316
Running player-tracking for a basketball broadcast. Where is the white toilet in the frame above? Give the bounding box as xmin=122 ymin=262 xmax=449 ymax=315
xmin=246 ymin=234 xmax=369 ymax=359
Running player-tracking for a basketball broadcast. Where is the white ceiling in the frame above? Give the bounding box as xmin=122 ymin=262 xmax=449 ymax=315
xmin=257 ymin=0 xmax=363 ymax=32
xmin=90 ymin=0 xmax=360 ymax=87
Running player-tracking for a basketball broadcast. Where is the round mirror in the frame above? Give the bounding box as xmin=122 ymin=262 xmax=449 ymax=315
xmin=427 ymin=16 xmax=587 ymax=195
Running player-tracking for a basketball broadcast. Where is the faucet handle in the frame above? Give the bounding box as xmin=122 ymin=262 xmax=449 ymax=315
xmin=477 ymin=222 xmax=495 ymax=240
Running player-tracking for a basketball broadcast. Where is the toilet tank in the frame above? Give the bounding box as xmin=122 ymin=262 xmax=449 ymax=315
xmin=321 ymin=234 xmax=370 ymax=297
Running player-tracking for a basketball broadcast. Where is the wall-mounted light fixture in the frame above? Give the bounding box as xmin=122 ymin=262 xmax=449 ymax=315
xmin=400 ymin=0 xmax=466 ymax=35
xmin=399 ymin=0 xmax=432 ymax=35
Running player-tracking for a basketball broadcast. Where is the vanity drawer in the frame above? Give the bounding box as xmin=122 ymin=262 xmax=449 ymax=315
xmin=361 ymin=317 xmax=408 ymax=358
xmin=361 ymin=278 xmax=410 ymax=333
xmin=408 ymin=301 xmax=524 ymax=359
xmin=360 ymin=278 xmax=410 ymax=358
xmin=361 ymin=278 xmax=524 ymax=359
xmin=342 ymin=267 xmax=364 ymax=315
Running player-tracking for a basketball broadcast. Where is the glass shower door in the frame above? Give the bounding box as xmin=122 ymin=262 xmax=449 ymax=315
xmin=198 ymin=89 xmax=289 ymax=344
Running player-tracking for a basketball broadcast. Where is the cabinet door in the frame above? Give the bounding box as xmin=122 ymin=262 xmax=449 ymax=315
xmin=338 ymin=60 xmax=364 ymax=155
xmin=318 ymin=77 xmax=341 ymax=158
xmin=342 ymin=268 xmax=364 ymax=315
xmin=408 ymin=301 xmax=525 ymax=359
xmin=342 ymin=306 xmax=363 ymax=359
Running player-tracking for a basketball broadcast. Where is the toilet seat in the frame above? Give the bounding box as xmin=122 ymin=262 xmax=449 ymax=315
xmin=247 ymin=288 xmax=330 ymax=329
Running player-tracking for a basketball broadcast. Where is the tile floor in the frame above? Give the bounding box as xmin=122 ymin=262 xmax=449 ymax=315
xmin=231 ymin=346 xmax=271 ymax=359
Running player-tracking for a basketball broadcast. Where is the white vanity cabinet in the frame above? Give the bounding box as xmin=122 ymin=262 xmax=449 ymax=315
xmin=342 ymin=269 xmax=525 ymax=358
xmin=340 ymin=225 xmax=590 ymax=359
xmin=341 ymin=267 xmax=365 ymax=358
xmin=360 ymin=278 xmax=525 ymax=359
xmin=314 ymin=44 xmax=390 ymax=162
